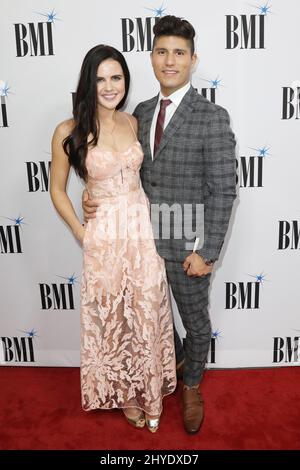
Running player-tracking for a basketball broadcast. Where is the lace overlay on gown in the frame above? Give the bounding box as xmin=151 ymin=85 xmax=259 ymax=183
xmin=80 ymin=137 xmax=176 ymax=415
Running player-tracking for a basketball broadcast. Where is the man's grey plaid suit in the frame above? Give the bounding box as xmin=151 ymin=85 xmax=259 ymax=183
xmin=134 ymin=86 xmax=236 ymax=385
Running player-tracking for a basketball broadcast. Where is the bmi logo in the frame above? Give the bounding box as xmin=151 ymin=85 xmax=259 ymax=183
xmin=14 ymin=9 xmax=60 ymax=57
xmin=39 ymin=273 xmax=78 ymax=310
xmin=26 ymin=154 xmax=51 ymax=192
xmin=273 ymin=330 xmax=299 ymax=364
xmin=282 ymin=82 xmax=300 ymax=120
xmin=0 ymin=81 xmax=10 ymax=128
xmin=121 ymin=4 xmax=166 ymax=52
xmin=1 ymin=329 xmax=37 ymax=363
xmin=0 ymin=215 xmax=25 ymax=254
xmin=226 ymin=3 xmax=271 ymax=49
xmin=278 ymin=220 xmax=300 ymax=250
xmin=236 ymin=145 xmax=269 ymax=187
xmin=225 ymin=272 xmax=267 ymax=309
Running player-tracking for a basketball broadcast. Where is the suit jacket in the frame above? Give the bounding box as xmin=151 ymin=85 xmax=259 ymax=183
xmin=133 ymin=86 xmax=236 ymax=263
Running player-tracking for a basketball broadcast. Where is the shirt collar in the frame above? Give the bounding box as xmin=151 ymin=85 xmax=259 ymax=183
xmin=159 ymin=82 xmax=191 ymax=108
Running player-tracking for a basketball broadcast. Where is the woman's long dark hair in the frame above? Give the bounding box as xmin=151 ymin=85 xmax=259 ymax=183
xmin=63 ymin=45 xmax=130 ymax=181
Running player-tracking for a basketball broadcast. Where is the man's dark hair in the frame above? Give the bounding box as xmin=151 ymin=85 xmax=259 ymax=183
xmin=153 ymin=15 xmax=195 ymax=55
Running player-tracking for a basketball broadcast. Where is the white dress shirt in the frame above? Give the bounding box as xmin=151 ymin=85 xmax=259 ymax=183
xmin=150 ymin=82 xmax=191 ymax=159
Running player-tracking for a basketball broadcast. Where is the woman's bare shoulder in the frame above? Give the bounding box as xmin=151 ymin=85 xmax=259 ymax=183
xmin=53 ymin=119 xmax=74 ymax=140
xmin=121 ymin=112 xmax=138 ymax=133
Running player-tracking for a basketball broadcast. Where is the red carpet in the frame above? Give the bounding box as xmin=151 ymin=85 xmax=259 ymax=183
xmin=0 ymin=366 xmax=299 ymax=450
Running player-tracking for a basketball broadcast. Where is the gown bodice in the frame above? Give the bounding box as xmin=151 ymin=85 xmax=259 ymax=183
xmin=85 ymin=141 xmax=144 ymax=200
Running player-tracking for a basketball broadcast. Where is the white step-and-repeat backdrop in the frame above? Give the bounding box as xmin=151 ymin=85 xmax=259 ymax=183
xmin=1 ymin=0 xmax=299 ymax=368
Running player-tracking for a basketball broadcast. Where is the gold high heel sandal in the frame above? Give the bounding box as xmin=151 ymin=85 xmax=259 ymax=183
xmin=123 ymin=409 xmax=145 ymax=429
xmin=145 ymin=415 xmax=160 ymax=433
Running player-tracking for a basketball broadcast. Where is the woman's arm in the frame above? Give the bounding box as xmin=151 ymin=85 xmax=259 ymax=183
xmin=50 ymin=120 xmax=85 ymax=243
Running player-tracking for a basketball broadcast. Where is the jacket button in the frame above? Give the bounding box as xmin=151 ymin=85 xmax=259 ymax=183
xmin=151 ymin=182 xmax=157 ymax=187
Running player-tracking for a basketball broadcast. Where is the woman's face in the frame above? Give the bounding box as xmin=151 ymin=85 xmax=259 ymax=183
xmin=96 ymin=59 xmax=125 ymax=111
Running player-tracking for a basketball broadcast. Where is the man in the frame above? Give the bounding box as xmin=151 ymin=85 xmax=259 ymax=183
xmin=83 ymin=15 xmax=236 ymax=434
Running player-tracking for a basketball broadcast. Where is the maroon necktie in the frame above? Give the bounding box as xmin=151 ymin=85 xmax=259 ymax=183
xmin=154 ymin=99 xmax=172 ymax=157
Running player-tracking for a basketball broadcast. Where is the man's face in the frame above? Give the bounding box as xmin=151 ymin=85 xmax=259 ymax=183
xmin=151 ymin=35 xmax=197 ymax=96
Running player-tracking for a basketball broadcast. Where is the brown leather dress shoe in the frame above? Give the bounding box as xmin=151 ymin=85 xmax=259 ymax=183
xmin=182 ymin=386 xmax=204 ymax=434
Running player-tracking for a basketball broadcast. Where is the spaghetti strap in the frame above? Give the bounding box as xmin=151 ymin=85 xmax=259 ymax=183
xmin=124 ymin=114 xmax=137 ymax=140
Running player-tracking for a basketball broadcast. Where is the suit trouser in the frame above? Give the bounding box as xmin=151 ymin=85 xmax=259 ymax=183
xmin=165 ymin=260 xmax=212 ymax=387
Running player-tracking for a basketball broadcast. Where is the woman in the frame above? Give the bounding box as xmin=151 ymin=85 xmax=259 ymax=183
xmin=50 ymin=45 xmax=176 ymax=432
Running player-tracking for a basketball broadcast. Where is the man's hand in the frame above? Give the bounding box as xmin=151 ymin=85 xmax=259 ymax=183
xmin=183 ymin=252 xmax=213 ymax=277
xmin=82 ymin=189 xmax=98 ymax=222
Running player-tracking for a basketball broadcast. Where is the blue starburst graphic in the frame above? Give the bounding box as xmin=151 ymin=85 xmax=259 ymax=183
xmin=212 ymin=329 xmax=222 ymax=340
xmin=200 ymin=76 xmax=223 ymax=89
xmin=144 ymin=3 xmax=167 ymax=17
xmin=250 ymin=146 xmax=270 ymax=157
xmin=0 ymin=81 xmax=10 ymax=97
xmin=57 ymin=273 xmax=79 ymax=285
xmin=210 ymin=78 xmax=222 ymax=89
xmin=248 ymin=272 xmax=268 ymax=283
xmin=256 ymin=2 xmax=271 ymax=15
xmin=19 ymin=328 xmax=38 ymax=338
xmin=2 ymin=215 xmax=26 ymax=226
xmin=36 ymin=9 xmax=60 ymax=23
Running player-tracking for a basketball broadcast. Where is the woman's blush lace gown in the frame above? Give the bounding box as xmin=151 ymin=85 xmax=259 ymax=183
xmin=80 ymin=139 xmax=176 ymax=416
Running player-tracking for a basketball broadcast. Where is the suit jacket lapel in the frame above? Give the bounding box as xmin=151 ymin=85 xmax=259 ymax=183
xmin=142 ymin=95 xmax=158 ymax=162
xmin=154 ymin=86 xmax=196 ymax=160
